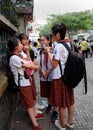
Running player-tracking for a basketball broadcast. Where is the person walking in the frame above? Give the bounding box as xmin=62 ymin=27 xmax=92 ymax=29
xmin=47 ymin=23 xmax=74 ymax=130
xmin=81 ymin=38 xmax=88 ymax=58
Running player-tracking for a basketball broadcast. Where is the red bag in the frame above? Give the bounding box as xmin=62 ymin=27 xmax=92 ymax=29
xmin=24 ymin=61 xmax=34 ymax=79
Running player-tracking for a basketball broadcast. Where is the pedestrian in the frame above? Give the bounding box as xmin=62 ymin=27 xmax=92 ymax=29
xmin=28 ymin=40 xmax=35 ymax=61
xmin=81 ymin=38 xmax=88 ymax=58
xmin=47 ymin=23 xmax=74 ymax=130
xmin=7 ymin=37 xmax=42 ymax=130
xmin=37 ymin=38 xmax=41 ymax=51
xmin=32 ymin=42 xmax=38 ymax=59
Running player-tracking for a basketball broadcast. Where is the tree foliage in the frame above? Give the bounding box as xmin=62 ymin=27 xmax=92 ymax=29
xmin=0 ymin=0 xmax=19 ymax=27
xmin=39 ymin=10 xmax=93 ymax=36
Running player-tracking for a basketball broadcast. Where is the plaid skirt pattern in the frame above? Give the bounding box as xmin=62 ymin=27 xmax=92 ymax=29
xmin=40 ymin=81 xmax=51 ymax=98
xmin=49 ymin=78 xmax=74 ymax=108
xmin=19 ymin=84 xmax=36 ymax=109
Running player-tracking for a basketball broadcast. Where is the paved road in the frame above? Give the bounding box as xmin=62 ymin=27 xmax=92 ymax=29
xmin=10 ymin=58 xmax=93 ymax=130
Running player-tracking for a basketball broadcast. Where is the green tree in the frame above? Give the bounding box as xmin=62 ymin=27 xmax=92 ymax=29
xmin=39 ymin=10 xmax=93 ymax=37
xmin=1 ymin=0 xmax=19 ymax=27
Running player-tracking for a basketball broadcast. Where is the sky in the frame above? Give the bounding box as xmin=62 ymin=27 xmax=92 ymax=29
xmin=34 ymin=0 xmax=93 ymax=25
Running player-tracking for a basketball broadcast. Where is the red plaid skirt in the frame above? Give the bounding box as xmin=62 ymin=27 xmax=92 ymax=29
xmin=40 ymin=81 xmax=51 ymax=98
xmin=19 ymin=82 xmax=36 ymax=109
xmin=49 ymin=78 xmax=74 ymax=108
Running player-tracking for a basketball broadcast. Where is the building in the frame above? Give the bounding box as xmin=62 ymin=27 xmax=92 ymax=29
xmin=13 ymin=0 xmax=34 ymax=33
xmin=0 ymin=0 xmax=34 ymax=129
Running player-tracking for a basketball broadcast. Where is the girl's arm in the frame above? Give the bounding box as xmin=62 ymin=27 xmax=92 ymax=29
xmin=48 ymin=52 xmax=59 ymax=68
xmin=22 ymin=61 xmax=40 ymax=70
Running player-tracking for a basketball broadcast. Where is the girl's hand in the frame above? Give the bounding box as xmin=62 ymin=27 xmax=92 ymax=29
xmin=45 ymin=69 xmax=50 ymax=77
xmin=33 ymin=59 xmax=38 ymax=65
xmin=41 ymin=70 xmax=47 ymax=78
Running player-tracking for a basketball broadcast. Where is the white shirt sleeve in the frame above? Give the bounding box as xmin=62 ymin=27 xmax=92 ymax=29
xmin=53 ymin=44 xmax=68 ymax=63
xmin=10 ymin=55 xmax=23 ymax=68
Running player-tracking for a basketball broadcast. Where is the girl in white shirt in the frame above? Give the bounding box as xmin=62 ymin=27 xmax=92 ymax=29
xmin=37 ymin=34 xmax=53 ymax=112
xmin=37 ymin=34 xmax=59 ymax=122
xmin=7 ymin=37 xmax=42 ymax=130
xmin=18 ymin=33 xmax=45 ymax=119
xmin=48 ymin=23 xmax=74 ymax=130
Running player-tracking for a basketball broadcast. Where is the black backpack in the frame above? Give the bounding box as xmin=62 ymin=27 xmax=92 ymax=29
xmin=6 ymin=54 xmax=20 ymax=94
xmin=59 ymin=42 xmax=87 ymax=94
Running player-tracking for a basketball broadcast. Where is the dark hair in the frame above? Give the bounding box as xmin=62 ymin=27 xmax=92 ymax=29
xmin=74 ymin=39 xmax=78 ymax=43
xmin=18 ymin=33 xmax=28 ymax=41
xmin=29 ymin=40 xmax=32 ymax=43
xmin=40 ymin=34 xmax=50 ymax=41
xmin=7 ymin=37 xmax=20 ymax=52
xmin=51 ymin=23 xmax=66 ymax=40
xmin=49 ymin=34 xmax=53 ymax=47
xmin=33 ymin=42 xmax=38 ymax=47
xmin=38 ymin=38 xmax=40 ymax=41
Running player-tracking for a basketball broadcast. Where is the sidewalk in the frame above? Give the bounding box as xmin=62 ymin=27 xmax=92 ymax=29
xmin=9 ymin=58 xmax=93 ymax=130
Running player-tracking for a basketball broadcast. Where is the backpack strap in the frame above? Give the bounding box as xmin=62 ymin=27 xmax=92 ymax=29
xmin=83 ymin=67 xmax=87 ymax=94
xmin=58 ymin=42 xmax=69 ymax=77
xmin=59 ymin=42 xmax=71 ymax=52
xmin=59 ymin=60 xmax=62 ymax=76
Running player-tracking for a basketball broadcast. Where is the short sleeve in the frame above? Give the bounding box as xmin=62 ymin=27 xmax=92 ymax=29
xmin=53 ymin=44 xmax=61 ymax=60
xmin=10 ymin=55 xmax=23 ymax=68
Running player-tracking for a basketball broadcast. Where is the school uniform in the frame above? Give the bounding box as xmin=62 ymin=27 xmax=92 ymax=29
xmin=37 ymin=51 xmax=53 ymax=98
xmin=49 ymin=43 xmax=74 ymax=108
xmin=10 ymin=53 xmax=36 ymax=109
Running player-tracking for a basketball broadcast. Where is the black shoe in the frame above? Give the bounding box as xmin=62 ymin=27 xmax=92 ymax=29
xmin=45 ymin=104 xmax=52 ymax=114
xmin=51 ymin=111 xmax=58 ymax=122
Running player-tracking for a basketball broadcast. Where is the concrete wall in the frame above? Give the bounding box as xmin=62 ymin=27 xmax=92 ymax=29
xmin=0 ymin=14 xmax=18 ymax=32
xmin=0 ymin=74 xmax=18 ymax=130
xmin=0 ymin=88 xmax=18 ymax=130
xmin=18 ymin=15 xmax=26 ymax=33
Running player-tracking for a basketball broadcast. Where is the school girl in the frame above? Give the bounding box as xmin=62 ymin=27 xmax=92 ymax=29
xmin=7 ymin=37 xmax=42 ymax=130
xmin=18 ymin=33 xmax=45 ymax=118
xmin=37 ymin=34 xmax=58 ymax=122
xmin=47 ymin=23 xmax=74 ymax=130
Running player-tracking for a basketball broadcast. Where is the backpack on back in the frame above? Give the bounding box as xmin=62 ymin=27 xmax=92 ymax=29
xmin=59 ymin=42 xmax=87 ymax=94
xmin=6 ymin=54 xmax=20 ymax=94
